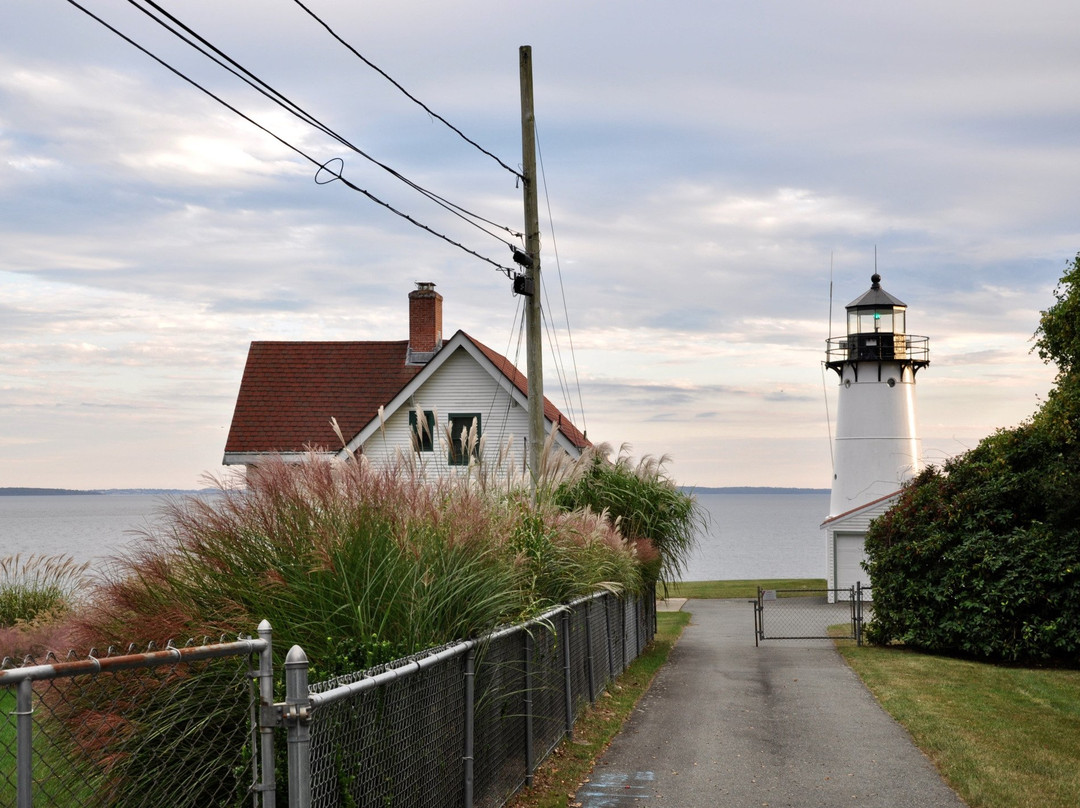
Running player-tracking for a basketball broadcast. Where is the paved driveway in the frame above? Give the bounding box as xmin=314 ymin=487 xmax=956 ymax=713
xmin=573 ymin=599 xmax=968 ymax=808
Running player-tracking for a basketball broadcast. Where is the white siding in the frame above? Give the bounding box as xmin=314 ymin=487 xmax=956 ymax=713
xmin=824 ymin=495 xmax=895 ymax=601
xmin=830 ymin=361 xmax=921 ymax=517
xmin=834 ymin=532 xmax=869 ymax=598
xmin=359 ymin=348 xmax=533 ymax=473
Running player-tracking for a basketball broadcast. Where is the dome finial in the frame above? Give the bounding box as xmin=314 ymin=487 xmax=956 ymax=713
xmin=870 ymin=273 xmax=881 ymax=289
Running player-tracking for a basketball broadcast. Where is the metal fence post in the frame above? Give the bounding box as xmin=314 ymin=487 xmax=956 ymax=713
xmin=604 ymin=595 xmax=614 ymax=683
xmin=463 ymin=646 xmax=476 ymax=808
xmin=523 ymin=631 xmax=534 ymax=787
xmin=584 ymin=601 xmax=596 ymax=703
xmin=561 ymin=610 xmax=574 ymax=740
xmin=756 ymin=587 xmax=764 ymax=643
xmin=652 ymin=582 xmax=658 ymax=639
xmin=256 ymin=620 xmax=276 ymax=808
xmin=634 ymin=596 xmax=642 ymax=659
xmin=16 ymin=677 xmax=32 ymax=808
xmin=622 ymin=595 xmax=630 ymax=670
xmin=856 ymin=582 xmax=864 ymax=646
xmin=284 ymin=645 xmax=311 ymax=808
xmin=849 ymin=585 xmax=856 ymax=640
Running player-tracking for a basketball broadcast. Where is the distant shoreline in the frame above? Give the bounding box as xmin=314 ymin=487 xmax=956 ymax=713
xmin=682 ymin=486 xmax=829 ymax=495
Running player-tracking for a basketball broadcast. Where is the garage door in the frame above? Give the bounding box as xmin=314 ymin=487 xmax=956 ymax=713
xmin=835 ymin=532 xmax=870 ymax=599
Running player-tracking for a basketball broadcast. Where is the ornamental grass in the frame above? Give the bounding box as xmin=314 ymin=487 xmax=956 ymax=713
xmin=76 ymin=450 xmax=649 ymax=674
xmin=0 ymin=554 xmax=88 ymax=661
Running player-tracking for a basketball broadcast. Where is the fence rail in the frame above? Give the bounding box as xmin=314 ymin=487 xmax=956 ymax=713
xmin=0 ymin=632 xmax=272 ymax=808
xmin=291 ymin=589 xmax=654 ymax=808
xmin=2 ymin=589 xmax=655 ymax=807
xmin=752 ymin=583 xmax=872 ymax=645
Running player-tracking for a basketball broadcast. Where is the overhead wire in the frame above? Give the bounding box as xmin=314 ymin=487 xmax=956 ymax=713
xmin=62 ymin=0 xmax=521 ymax=277
xmin=535 ymin=124 xmax=587 ymax=435
xmin=118 ymin=0 xmax=523 ymax=248
xmin=486 ymin=294 xmax=527 ymax=467
xmin=288 ymin=0 xmax=524 ymax=182
xmin=541 ymin=307 xmax=576 ymax=430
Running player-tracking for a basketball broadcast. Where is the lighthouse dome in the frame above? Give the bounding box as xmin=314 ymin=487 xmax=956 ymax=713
xmin=845 ymin=273 xmax=907 ymax=337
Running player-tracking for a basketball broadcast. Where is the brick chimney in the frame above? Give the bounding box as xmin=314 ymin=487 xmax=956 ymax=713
xmin=407 ymin=281 xmax=443 ymax=365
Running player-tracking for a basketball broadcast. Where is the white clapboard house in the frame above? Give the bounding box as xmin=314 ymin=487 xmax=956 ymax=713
xmin=223 ymin=283 xmax=589 ymax=476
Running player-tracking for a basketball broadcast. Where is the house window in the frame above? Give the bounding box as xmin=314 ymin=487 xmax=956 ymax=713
xmin=409 ymin=409 xmax=436 ymax=453
xmin=447 ymin=413 xmax=481 ymax=466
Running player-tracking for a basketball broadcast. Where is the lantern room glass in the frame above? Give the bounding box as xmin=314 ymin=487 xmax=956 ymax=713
xmin=848 ymin=307 xmax=905 ymax=335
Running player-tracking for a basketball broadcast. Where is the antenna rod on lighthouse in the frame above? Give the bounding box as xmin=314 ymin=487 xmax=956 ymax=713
xmin=520 ymin=45 xmax=544 ymax=497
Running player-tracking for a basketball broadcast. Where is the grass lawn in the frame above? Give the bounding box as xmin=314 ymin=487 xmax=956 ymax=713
xmin=0 ymin=687 xmax=12 ymax=745
xmin=837 ymin=640 xmax=1080 ymax=808
xmin=1 ymin=688 xmax=17 ymax=799
xmin=663 ymin=578 xmax=826 ymax=599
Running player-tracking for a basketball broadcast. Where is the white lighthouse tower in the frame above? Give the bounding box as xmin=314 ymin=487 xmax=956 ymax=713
xmin=822 ymin=273 xmax=929 ymax=595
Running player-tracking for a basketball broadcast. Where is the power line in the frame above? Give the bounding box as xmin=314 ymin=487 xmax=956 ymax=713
xmin=63 ymin=0 xmax=519 ymax=277
xmin=288 ymin=0 xmax=524 ymax=181
xmin=487 ymin=294 xmax=527 ymax=461
xmin=118 ymin=0 xmax=523 ymax=247
xmin=535 ymin=124 xmax=587 ymax=435
xmin=541 ymin=307 xmax=576 ymax=431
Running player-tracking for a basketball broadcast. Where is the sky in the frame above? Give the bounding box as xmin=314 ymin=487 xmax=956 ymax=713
xmin=2 ymin=0 xmax=1076 ymax=490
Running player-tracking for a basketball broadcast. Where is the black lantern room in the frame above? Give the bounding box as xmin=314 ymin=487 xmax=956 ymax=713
xmin=826 ymin=273 xmax=929 ymax=377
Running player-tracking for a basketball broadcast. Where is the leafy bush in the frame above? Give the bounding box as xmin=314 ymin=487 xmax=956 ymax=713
xmin=865 ymin=254 xmax=1080 ymax=663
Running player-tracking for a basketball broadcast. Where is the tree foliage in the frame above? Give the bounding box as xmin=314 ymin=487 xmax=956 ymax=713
xmin=865 ymin=254 xmax=1080 ymax=663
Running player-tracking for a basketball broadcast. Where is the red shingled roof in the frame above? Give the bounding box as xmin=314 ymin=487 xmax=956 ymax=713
xmin=224 ymin=334 xmax=590 ymax=456
xmin=466 ymin=334 xmax=590 ymax=450
xmin=224 ymin=341 xmax=421 ymax=454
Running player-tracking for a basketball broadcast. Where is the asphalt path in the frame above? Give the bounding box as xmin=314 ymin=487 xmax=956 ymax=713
xmin=572 ymin=599 xmax=968 ymax=808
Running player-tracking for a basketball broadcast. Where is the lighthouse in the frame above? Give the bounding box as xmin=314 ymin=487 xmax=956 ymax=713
xmin=822 ymin=273 xmax=929 ymax=596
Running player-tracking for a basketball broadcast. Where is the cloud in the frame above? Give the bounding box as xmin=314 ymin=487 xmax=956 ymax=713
xmin=1 ymin=0 xmax=1075 ymax=488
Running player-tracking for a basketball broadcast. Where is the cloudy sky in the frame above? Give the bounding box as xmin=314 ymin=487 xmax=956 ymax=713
xmin=3 ymin=0 xmax=1075 ymax=490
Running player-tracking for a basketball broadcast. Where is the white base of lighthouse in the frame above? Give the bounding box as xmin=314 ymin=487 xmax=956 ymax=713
xmin=829 ymin=360 xmax=920 ymax=517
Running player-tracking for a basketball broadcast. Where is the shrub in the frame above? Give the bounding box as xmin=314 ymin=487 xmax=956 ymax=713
xmin=864 ymin=463 xmax=1080 ymax=662
xmin=864 ymin=253 xmax=1080 ymax=663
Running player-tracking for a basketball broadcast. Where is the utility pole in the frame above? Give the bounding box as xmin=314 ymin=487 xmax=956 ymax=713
xmin=519 ymin=45 xmax=544 ymax=494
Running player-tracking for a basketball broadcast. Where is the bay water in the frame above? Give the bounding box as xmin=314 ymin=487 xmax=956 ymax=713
xmin=0 ymin=490 xmax=830 ymax=581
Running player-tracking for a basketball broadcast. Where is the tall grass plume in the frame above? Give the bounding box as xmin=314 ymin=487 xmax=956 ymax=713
xmin=0 ymin=554 xmax=88 ymax=660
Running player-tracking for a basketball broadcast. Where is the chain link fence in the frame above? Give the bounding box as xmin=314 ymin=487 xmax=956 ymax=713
xmin=2 ymin=590 xmax=655 ymax=808
xmin=294 ymin=588 xmax=655 ymax=808
xmin=752 ymin=583 xmax=872 ymax=644
xmin=1 ymin=633 xmax=273 ymax=808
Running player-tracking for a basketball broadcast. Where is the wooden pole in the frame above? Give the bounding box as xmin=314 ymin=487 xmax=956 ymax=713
xmin=520 ymin=45 xmax=543 ymax=494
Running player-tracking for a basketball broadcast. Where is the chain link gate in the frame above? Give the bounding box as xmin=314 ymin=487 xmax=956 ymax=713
xmin=752 ymin=582 xmax=871 ymax=646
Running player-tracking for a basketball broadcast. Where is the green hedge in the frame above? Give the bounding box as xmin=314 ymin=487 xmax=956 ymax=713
xmin=864 ymin=254 xmax=1080 ymax=664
